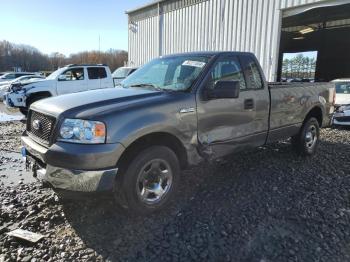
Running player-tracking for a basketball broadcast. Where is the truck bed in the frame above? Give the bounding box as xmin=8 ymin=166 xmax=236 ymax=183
xmin=267 ymin=82 xmax=335 ymax=142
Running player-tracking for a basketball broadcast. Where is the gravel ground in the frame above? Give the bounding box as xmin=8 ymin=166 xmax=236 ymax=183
xmin=0 ymin=121 xmax=24 ymax=152
xmin=1 ymin=122 xmax=350 ymax=261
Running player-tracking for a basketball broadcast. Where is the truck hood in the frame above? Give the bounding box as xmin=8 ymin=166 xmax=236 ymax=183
xmin=31 ymin=88 xmax=162 ymax=117
xmin=22 ymin=79 xmax=53 ymax=90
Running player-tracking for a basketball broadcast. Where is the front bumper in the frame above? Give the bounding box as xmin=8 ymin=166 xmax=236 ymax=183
xmin=35 ymin=165 xmax=118 ymax=192
xmin=3 ymin=91 xmax=26 ymax=108
xmin=22 ymin=135 xmax=125 ymax=192
xmin=333 ymin=111 xmax=350 ymax=126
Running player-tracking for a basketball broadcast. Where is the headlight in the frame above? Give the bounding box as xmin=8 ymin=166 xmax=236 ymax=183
xmin=58 ymin=119 xmax=106 ymax=144
xmin=11 ymin=84 xmax=22 ymax=92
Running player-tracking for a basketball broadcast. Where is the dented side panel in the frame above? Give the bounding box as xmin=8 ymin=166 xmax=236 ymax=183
xmin=196 ymin=87 xmax=270 ymax=159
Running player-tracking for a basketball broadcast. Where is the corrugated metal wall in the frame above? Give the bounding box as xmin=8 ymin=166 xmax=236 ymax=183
xmin=128 ymin=0 xmax=327 ymax=81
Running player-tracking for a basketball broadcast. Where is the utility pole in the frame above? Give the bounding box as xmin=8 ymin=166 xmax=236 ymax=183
xmin=99 ymin=34 xmax=101 ymax=63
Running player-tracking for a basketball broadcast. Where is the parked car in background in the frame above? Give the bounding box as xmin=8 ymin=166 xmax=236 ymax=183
xmin=0 ymin=75 xmax=45 ymax=87
xmin=112 ymin=66 xmax=138 ymax=86
xmin=21 ymin=51 xmax=335 ymax=214
xmin=0 ymin=75 xmax=45 ymax=100
xmin=286 ymin=78 xmax=313 ymax=83
xmin=0 ymin=72 xmax=37 ymax=82
xmin=3 ymin=64 xmax=114 ymax=115
xmin=332 ymin=79 xmax=350 ymax=105
xmin=38 ymin=71 xmax=54 ymax=77
xmin=332 ymin=79 xmax=350 ymax=126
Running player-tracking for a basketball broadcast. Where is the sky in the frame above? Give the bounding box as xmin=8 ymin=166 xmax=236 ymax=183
xmin=0 ymin=0 xmax=150 ymax=56
xmin=283 ymin=51 xmax=318 ymax=60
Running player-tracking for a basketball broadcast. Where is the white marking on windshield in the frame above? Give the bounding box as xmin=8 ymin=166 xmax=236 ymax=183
xmin=182 ymin=60 xmax=206 ymax=68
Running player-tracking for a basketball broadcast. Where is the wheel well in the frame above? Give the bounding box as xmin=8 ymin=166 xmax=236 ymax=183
xmin=27 ymin=92 xmax=51 ymax=103
xmin=116 ymin=132 xmax=188 ymax=173
xmin=304 ymin=106 xmax=323 ymax=127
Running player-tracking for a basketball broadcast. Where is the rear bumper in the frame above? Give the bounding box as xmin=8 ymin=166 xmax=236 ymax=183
xmin=22 ymin=135 xmax=125 ymax=192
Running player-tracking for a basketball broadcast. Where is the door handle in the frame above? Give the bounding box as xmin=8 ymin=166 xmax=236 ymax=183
xmin=244 ymin=99 xmax=255 ymax=110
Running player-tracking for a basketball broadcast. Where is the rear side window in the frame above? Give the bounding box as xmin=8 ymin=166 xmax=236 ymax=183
xmin=207 ymin=56 xmax=246 ymax=90
xmin=88 ymin=67 xmax=107 ymax=79
xmin=241 ymin=56 xmax=264 ymax=89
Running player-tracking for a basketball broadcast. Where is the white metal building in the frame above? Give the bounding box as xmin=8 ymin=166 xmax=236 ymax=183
xmin=126 ymin=0 xmax=350 ymax=81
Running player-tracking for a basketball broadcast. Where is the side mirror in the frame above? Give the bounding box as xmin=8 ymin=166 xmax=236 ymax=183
xmin=206 ymin=80 xmax=240 ymax=99
xmin=58 ymin=75 xmax=66 ymax=81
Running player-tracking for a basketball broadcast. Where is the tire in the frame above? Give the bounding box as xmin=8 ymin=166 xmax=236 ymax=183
xmin=291 ymin=117 xmax=320 ymax=156
xmin=20 ymin=95 xmax=50 ymax=116
xmin=113 ymin=146 xmax=180 ymax=214
xmin=19 ymin=107 xmax=28 ymax=116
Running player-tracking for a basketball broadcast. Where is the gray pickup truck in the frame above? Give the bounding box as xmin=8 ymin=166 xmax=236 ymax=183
xmin=21 ymin=52 xmax=334 ymax=214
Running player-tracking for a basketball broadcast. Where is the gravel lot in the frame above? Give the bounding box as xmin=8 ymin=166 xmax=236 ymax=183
xmin=1 ymin=121 xmax=350 ymax=261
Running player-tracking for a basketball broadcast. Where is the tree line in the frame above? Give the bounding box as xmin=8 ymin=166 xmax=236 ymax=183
xmin=0 ymin=40 xmax=128 ymax=73
xmin=281 ymin=54 xmax=317 ymax=80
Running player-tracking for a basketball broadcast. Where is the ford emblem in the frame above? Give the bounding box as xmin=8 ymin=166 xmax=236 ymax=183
xmin=32 ymin=119 xmax=41 ymax=130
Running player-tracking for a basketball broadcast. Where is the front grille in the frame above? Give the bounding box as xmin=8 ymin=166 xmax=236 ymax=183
xmin=334 ymin=116 xmax=350 ymax=122
xmin=27 ymin=110 xmax=56 ymax=145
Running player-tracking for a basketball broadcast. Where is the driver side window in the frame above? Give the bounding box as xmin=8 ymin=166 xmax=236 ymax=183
xmin=207 ymin=56 xmax=246 ymax=90
xmin=59 ymin=68 xmax=84 ymax=81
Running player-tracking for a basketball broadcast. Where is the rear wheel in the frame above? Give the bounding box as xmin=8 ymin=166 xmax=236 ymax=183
xmin=291 ymin=117 xmax=320 ymax=156
xmin=113 ymin=146 xmax=180 ymax=214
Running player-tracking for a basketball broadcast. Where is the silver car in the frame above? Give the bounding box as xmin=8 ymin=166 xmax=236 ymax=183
xmin=332 ymin=79 xmax=350 ymax=126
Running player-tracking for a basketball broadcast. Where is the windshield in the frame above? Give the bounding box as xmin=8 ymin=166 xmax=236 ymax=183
xmin=122 ymin=56 xmax=211 ymax=91
xmin=0 ymin=73 xmax=16 ymax=80
xmin=112 ymin=68 xmax=132 ymax=78
xmin=46 ymin=67 xmax=66 ymax=80
xmin=12 ymin=76 xmax=35 ymax=82
xmin=336 ymin=83 xmax=350 ymax=94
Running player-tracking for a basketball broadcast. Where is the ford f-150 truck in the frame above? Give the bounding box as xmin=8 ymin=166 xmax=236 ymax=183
xmin=3 ymin=64 xmax=114 ymax=115
xmin=21 ymin=52 xmax=335 ymax=214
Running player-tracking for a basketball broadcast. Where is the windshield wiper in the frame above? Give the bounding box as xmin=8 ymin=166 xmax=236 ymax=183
xmin=128 ymin=83 xmax=164 ymax=91
xmin=127 ymin=83 xmax=179 ymax=93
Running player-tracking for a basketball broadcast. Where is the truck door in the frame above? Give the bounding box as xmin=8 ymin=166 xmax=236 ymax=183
xmin=196 ymin=54 xmax=269 ymax=159
xmin=86 ymin=67 xmax=111 ymax=90
xmin=56 ymin=67 xmax=87 ymax=95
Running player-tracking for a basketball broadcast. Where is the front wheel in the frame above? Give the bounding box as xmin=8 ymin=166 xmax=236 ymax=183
xmin=113 ymin=146 xmax=180 ymax=214
xmin=291 ymin=117 xmax=320 ymax=156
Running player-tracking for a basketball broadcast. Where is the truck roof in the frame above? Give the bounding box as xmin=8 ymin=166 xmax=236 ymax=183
xmin=65 ymin=64 xmax=108 ymax=68
xmin=161 ymin=51 xmax=255 ymax=58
